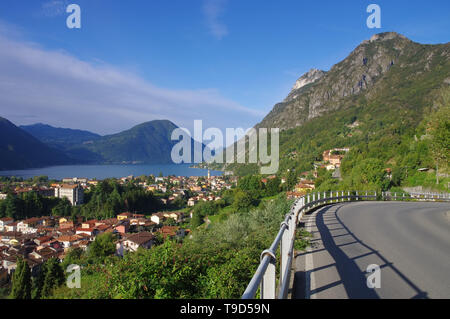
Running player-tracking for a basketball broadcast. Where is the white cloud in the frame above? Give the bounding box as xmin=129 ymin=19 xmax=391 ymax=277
xmin=0 ymin=26 xmax=264 ymax=136
xmin=203 ymin=0 xmax=229 ymax=39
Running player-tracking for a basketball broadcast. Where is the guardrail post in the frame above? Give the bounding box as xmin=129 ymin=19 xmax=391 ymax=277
xmin=280 ymin=220 xmax=290 ymax=292
xmin=260 ymin=251 xmax=276 ymax=299
xmin=356 ymin=191 xmax=359 ymax=201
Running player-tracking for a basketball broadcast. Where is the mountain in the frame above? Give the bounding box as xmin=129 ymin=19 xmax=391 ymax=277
xmin=17 ymin=120 xmax=202 ymax=166
xmin=0 ymin=117 xmax=73 ymax=170
xmin=20 ymin=123 xmax=101 ymax=150
xmin=223 ymin=32 xmax=450 ymax=183
xmin=257 ymin=32 xmax=449 ymax=130
xmin=69 ymin=120 xmax=200 ymax=165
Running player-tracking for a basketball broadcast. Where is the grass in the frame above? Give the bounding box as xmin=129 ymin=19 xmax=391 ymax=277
xmin=0 ymin=286 xmax=10 ymax=299
xmin=294 ymin=228 xmax=312 ymax=251
xmin=207 ymin=205 xmax=235 ymax=225
xmin=404 ymin=171 xmax=450 ymax=192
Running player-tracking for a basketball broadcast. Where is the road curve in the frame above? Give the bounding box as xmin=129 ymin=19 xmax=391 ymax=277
xmin=292 ymin=201 xmax=450 ymax=299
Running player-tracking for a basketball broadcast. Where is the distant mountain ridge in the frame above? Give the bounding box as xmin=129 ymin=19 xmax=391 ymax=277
xmin=0 ymin=117 xmax=73 ymax=170
xmin=73 ymin=120 xmax=189 ymax=164
xmin=10 ymin=119 xmax=201 ymax=168
xmin=20 ymin=123 xmax=101 ymax=150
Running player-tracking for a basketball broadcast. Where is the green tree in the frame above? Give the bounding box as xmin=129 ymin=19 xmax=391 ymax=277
xmin=190 ymin=211 xmax=205 ymax=228
xmin=285 ymin=169 xmax=298 ymax=191
xmin=61 ymin=247 xmax=85 ymax=270
xmin=51 ymin=198 xmax=72 ymax=217
xmin=32 ymin=262 xmax=47 ymax=299
xmin=428 ymin=90 xmax=450 ymax=184
xmin=10 ymin=257 xmax=32 ymax=299
xmin=88 ymin=232 xmax=117 ymax=262
xmin=265 ymin=176 xmax=281 ymax=196
xmin=41 ymin=258 xmax=65 ymax=298
xmin=5 ymin=194 xmax=19 ymax=219
xmin=232 ymin=190 xmax=257 ymax=212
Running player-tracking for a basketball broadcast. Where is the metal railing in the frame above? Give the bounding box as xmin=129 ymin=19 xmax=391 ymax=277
xmin=241 ymin=190 xmax=450 ymax=299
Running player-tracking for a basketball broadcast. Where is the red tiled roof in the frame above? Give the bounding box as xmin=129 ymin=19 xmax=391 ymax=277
xmin=126 ymin=232 xmax=154 ymax=245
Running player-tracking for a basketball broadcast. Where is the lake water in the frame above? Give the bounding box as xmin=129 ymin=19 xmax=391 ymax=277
xmin=0 ymin=164 xmax=223 ymax=180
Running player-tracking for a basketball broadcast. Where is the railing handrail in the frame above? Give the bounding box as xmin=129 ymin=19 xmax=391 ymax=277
xmin=241 ymin=190 xmax=450 ymax=299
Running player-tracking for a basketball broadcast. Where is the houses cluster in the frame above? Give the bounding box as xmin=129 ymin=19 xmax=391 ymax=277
xmin=1 ymin=173 xmax=237 ymax=214
xmin=285 ymin=148 xmax=351 ymax=199
xmin=142 ymin=175 xmax=235 ymax=206
xmin=286 ymin=179 xmax=316 ymax=199
xmin=0 ymin=209 xmax=189 ymax=285
xmin=0 ymin=185 xmax=55 ymax=199
xmin=319 ymin=148 xmax=350 ymax=171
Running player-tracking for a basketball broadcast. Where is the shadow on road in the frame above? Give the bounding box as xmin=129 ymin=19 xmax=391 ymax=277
xmin=292 ymin=204 xmax=429 ymax=299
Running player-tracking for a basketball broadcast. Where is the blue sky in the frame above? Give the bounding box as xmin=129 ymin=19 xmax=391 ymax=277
xmin=0 ymin=0 xmax=449 ymax=135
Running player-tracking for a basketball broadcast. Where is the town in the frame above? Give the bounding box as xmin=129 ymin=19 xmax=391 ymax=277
xmin=0 ymin=171 xmax=239 ymax=289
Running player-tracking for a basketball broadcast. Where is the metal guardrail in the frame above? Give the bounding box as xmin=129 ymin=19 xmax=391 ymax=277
xmin=241 ymin=190 xmax=450 ymax=299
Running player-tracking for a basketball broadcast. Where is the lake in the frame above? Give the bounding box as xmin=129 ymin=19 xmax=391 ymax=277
xmin=0 ymin=164 xmax=223 ymax=180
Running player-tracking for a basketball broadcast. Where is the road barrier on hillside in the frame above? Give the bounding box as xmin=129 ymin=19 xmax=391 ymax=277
xmin=241 ymin=190 xmax=450 ymax=299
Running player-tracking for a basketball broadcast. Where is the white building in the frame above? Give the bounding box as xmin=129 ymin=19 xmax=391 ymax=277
xmin=0 ymin=217 xmax=14 ymax=232
xmin=55 ymin=184 xmax=84 ymax=206
xmin=116 ymin=232 xmax=155 ymax=256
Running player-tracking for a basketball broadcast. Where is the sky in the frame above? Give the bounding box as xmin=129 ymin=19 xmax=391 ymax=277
xmin=0 ymin=0 xmax=449 ymax=137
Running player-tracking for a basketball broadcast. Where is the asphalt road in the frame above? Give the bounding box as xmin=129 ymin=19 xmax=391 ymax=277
xmin=292 ymin=201 xmax=450 ymax=299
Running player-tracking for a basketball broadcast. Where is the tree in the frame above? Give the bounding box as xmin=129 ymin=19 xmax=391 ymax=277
xmin=265 ymin=176 xmax=281 ymax=196
xmin=32 ymin=261 xmax=47 ymax=299
xmin=10 ymin=257 xmax=32 ymax=299
xmin=41 ymin=258 xmax=65 ymax=298
xmin=5 ymin=194 xmax=19 ymax=219
xmin=190 ymin=211 xmax=205 ymax=228
xmin=285 ymin=169 xmax=298 ymax=191
xmin=428 ymin=90 xmax=450 ymax=184
xmin=51 ymin=198 xmax=72 ymax=217
xmin=61 ymin=247 xmax=84 ymax=271
xmin=88 ymin=232 xmax=117 ymax=261
xmin=232 ymin=190 xmax=257 ymax=212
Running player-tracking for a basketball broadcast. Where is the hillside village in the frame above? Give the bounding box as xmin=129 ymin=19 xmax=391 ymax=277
xmin=0 ymin=173 xmax=237 ymax=287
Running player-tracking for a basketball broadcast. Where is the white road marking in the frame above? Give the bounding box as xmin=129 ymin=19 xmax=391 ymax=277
xmin=305 ymin=211 xmax=316 ymax=299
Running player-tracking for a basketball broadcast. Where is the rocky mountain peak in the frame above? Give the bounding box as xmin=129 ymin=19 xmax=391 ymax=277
xmin=292 ymin=68 xmax=326 ymax=91
xmin=369 ymin=32 xmax=408 ymax=43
